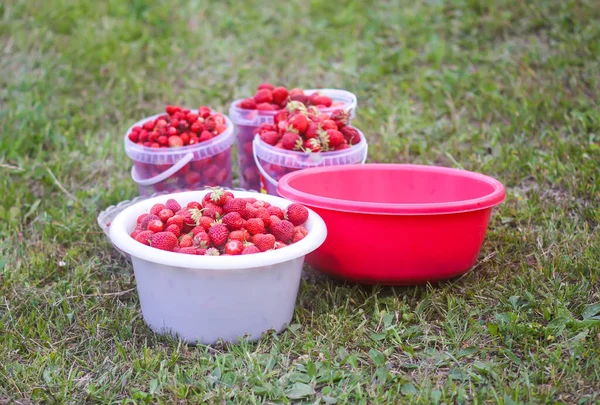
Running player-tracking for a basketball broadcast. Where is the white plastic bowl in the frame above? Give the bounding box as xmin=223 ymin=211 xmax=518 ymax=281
xmin=108 ymin=190 xmax=327 ymax=344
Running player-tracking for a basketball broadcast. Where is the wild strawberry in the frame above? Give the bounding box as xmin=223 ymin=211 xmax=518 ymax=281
xmin=257 ymin=83 xmax=275 ymax=91
xmin=166 ymin=215 xmax=184 ymax=231
xmin=166 ymin=224 xmax=181 ymax=237
xmin=208 ymin=223 xmax=229 ymax=246
xmin=224 ymin=240 xmax=244 ymax=255
xmin=166 ymin=198 xmax=182 ymax=212
xmin=150 ymin=203 xmax=166 ymax=216
xmin=222 ymin=212 xmax=244 ymax=230
xmin=271 ymin=220 xmax=294 ymax=243
xmin=340 ymin=126 xmax=361 ymax=145
xmin=150 ymin=232 xmax=178 ymax=251
xmin=158 ymin=208 xmax=174 ymax=222
xmin=179 ymin=247 xmax=200 ymax=255
xmin=135 ymin=230 xmax=154 ymax=245
xmin=254 ymin=89 xmax=273 ymax=104
xmin=288 ymin=113 xmax=309 ymax=134
xmin=229 ymin=229 xmax=251 ymax=242
xmin=205 ymin=247 xmax=220 ymax=256
xmin=260 ymin=131 xmax=280 ymax=146
xmin=311 ymin=94 xmax=332 ymax=107
xmin=193 ymin=232 xmax=211 ymax=249
xmin=179 ymin=234 xmax=194 ymax=248
xmin=282 ymin=132 xmax=302 ymax=150
xmin=241 ymin=245 xmax=261 ymax=255
xmin=245 ymin=218 xmax=265 ymax=235
xmin=267 ymin=206 xmax=284 ymax=219
xmin=137 ymin=213 xmax=149 ymax=224
xmin=292 ymin=226 xmax=308 ymax=243
xmin=147 ymin=219 xmax=164 ymax=233
xmin=303 ymin=138 xmax=322 ymax=152
xmin=239 ymin=98 xmax=257 ymax=109
xmin=330 ymin=109 xmax=349 ymax=128
xmin=252 ymin=233 xmax=276 ymax=252
xmin=286 ymin=204 xmax=309 ymax=226
xmin=187 ymin=201 xmax=202 ymax=210
xmin=274 ymin=241 xmax=287 ymax=250
xmin=272 ymin=86 xmax=289 ymax=105
xmin=141 ymin=214 xmax=160 ymax=230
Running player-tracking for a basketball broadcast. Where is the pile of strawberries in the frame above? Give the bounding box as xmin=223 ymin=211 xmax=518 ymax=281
xmin=128 ymin=105 xmax=228 ymax=149
xmin=130 ymin=188 xmax=310 ymax=255
xmin=237 ymin=84 xmax=339 ymax=111
xmin=253 ymin=102 xmax=361 ymax=152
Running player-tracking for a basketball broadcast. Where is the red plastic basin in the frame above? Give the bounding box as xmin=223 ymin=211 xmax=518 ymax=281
xmin=277 ymin=164 xmax=506 ymax=285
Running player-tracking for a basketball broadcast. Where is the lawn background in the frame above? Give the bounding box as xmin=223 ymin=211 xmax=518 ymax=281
xmin=1 ymin=0 xmax=599 ymax=403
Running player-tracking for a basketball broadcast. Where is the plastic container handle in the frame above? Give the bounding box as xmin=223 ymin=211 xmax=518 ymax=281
xmin=253 ymin=137 xmax=279 ymax=188
xmin=131 ymin=152 xmax=195 ymax=186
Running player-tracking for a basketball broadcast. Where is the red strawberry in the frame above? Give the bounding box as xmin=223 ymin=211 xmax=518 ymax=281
xmin=203 ymin=187 xmax=228 ymax=206
xmin=245 ymin=218 xmax=265 ymax=235
xmin=271 ymin=220 xmax=294 ymax=243
xmin=222 ymin=212 xmax=244 ymax=230
xmin=166 ymin=215 xmax=184 ymax=231
xmin=185 ymin=171 xmax=202 ymax=185
xmin=274 ymin=241 xmax=287 ymax=250
xmin=198 ymin=106 xmax=212 ymax=118
xmin=286 ymin=203 xmax=309 ymax=226
xmin=268 ymin=206 xmax=284 ymax=219
xmin=273 ymin=110 xmax=289 ymax=125
xmin=252 ymin=233 xmax=276 ymax=252
xmin=254 ymin=89 xmax=273 ymax=104
xmin=147 ymin=219 xmax=164 ymax=233
xmin=257 ymin=83 xmax=275 ymax=91
xmin=191 ymin=225 xmax=205 ymax=235
xmin=292 ymin=226 xmax=308 ymax=243
xmin=255 ymin=207 xmax=271 ymax=226
xmin=229 ymin=229 xmax=251 ymax=242
xmin=201 ymin=205 xmax=218 ymax=219
xmin=303 ymin=138 xmax=322 ymax=152
xmin=130 ymin=227 xmax=142 ymax=239
xmin=135 ymin=230 xmax=154 ymax=245
xmin=166 ymin=198 xmax=182 ymax=212
xmin=282 ymin=132 xmax=302 ymax=150
xmin=242 ymin=202 xmax=258 ymax=220
xmin=141 ymin=214 xmax=160 ymax=230
xmin=137 ymin=213 xmax=149 ymax=224
xmin=321 ymin=120 xmax=337 ymax=131
xmin=178 ymin=247 xmax=200 ymax=255
xmin=305 ymin=122 xmax=319 ymax=139
xmin=187 ymin=201 xmax=202 ymax=210
xmin=204 ymin=202 xmax=224 ymax=217
xmin=323 ymin=129 xmax=344 ymax=148
xmin=198 ymin=216 xmax=215 ymax=231
xmin=223 ymin=198 xmax=248 ymax=215
xmin=193 ymin=232 xmax=211 ymax=249
xmin=197 ymin=248 xmax=207 ymax=256
xmin=205 ymin=247 xmax=220 ymax=256
xmin=252 ymin=200 xmax=270 ymax=209
xmin=150 ymin=232 xmax=178 ymax=251
xmin=165 ymin=224 xmax=181 ymax=237
xmin=179 ymin=234 xmax=193 ymax=248
xmin=335 ymin=143 xmax=350 ymax=150
xmin=270 ymin=215 xmax=281 ymax=226
xmin=256 ymin=103 xmax=277 ymax=111
xmin=257 ymin=123 xmax=278 ymax=133
xmin=330 ymin=109 xmax=350 ymax=128
xmin=260 ymin=131 xmax=280 ymax=146
xmin=176 ymin=209 xmax=197 ymax=226
xmin=241 ymin=245 xmax=261 ymax=255
xmin=239 ymin=98 xmax=257 ymax=109
xmin=158 ymin=208 xmax=175 ymax=222
xmin=272 ymin=87 xmax=289 ymax=105
xmin=224 ymin=240 xmax=244 ymax=255
xmin=288 ymin=113 xmax=309 ymax=134
xmin=150 ymin=203 xmax=166 ymax=216
xmin=311 ymin=94 xmax=332 ymax=107
xmin=168 ymin=136 xmax=184 ymax=148
xmin=208 ymin=224 xmax=229 ymax=246
xmin=340 ymin=126 xmax=361 ymax=145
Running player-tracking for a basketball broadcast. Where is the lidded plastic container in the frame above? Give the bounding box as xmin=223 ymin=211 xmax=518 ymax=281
xmin=252 ymin=126 xmax=368 ymax=195
xmin=124 ymin=112 xmax=235 ymax=196
xmin=229 ymin=89 xmax=358 ymax=191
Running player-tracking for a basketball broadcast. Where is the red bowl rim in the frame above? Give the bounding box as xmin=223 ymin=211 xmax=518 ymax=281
xmin=277 ymin=164 xmax=506 ymax=215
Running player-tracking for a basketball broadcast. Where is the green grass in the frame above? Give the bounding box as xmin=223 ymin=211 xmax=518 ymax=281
xmin=1 ymin=0 xmax=599 ymax=403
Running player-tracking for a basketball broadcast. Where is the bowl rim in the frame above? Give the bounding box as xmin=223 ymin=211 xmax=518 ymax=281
xmin=277 ymin=164 xmax=506 ymax=215
xmin=108 ymin=190 xmax=327 ymax=270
